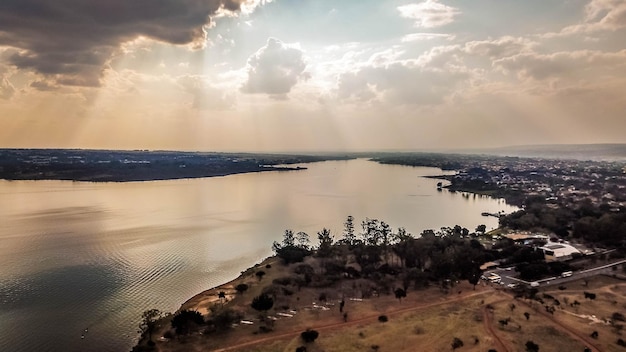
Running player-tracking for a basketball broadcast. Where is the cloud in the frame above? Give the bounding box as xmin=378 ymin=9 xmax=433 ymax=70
xmin=1 ymin=76 xmax=15 ymax=99
xmin=464 ymin=36 xmax=536 ymax=59
xmin=398 ymin=1 xmax=461 ymax=28
xmin=337 ymin=60 xmax=469 ymax=106
xmin=0 ymin=0 xmax=263 ymax=88
xmin=401 ymin=32 xmax=456 ymax=42
xmin=494 ymin=49 xmax=626 ymax=81
xmin=240 ymin=38 xmax=309 ymax=97
xmin=543 ymin=0 xmax=626 ymax=37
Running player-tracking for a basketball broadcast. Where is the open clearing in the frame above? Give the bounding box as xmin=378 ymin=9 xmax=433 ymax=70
xmin=146 ymin=258 xmax=626 ymax=352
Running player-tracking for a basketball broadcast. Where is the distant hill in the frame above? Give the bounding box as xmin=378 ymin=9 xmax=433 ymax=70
xmin=464 ymin=144 xmax=626 ymax=161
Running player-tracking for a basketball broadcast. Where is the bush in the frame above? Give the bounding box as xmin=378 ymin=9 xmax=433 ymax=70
xmin=452 ymin=337 xmax=464 ymax=350
xmin=171 ymin=309 xmax=204 ymax=335
xmin=525 ymin=340 xmax=539 ymax=352
xmin=378 ymin=315 xmax=388 ymax=323
xmin=613 ymin=312 xmax=626 ymax=322
xmin=235 ymin=283 xmax=249 ymax=294
xmin=295 ymin=346 xmax=307 ymax=352
xmin=301 ymin=329 xmax=319 ymax=343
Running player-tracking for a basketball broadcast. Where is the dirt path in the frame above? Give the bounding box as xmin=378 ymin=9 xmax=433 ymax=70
xmin=510 ymin=294 xmax=602 ymax=352
xmin=212 ymin=289 xmax=493 ymax=352
xmin=482 ymin=301 xmax=510 ymax=352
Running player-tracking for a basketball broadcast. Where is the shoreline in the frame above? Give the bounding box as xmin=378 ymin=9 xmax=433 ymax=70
xmin=178 ymin=256 xmax=277 ymax=315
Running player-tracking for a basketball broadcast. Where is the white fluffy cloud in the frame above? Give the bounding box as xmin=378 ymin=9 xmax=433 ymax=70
xmin=398 ymin=0 xmax=461 ymax=28
xmin=241 ymin=38 xmax=309 ymax=97
xmin=545 ymin=0 xmax=626 ymax=37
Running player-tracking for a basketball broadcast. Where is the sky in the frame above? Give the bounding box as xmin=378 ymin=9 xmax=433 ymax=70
xmin=1 ymin=0 xmax=625 ymax=152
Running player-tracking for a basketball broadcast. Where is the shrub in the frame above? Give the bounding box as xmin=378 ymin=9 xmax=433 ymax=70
xmin=613 ymin=312 xmax=626 ymax=322
xmin=378 ymin=315 xmax=388 ymax=323
xmin=295 ymin=347 xmax=307 ymax=352
xmin=171 ymin=309 xmax=204 ymax=335
xmin=235 ymin=283 xmax=249 ymax=294
xmin=452 ymin=337 xmax=464 ymax=350
xmin=301 ymin=329 xmax=319 ymax=343
xmin=525 ymin=340 xmax=539 ymax=352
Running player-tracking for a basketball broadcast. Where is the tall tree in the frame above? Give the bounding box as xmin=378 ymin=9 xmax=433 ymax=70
xmin=316 ymin=228 xmax=334 ymax=258
xmin=139 ymin=309 xmax=163 ymax=344
xmin=296 ymin=231 xmax=310 ymax=249
xmin=342 ymin=215 xmax=356 ymax=245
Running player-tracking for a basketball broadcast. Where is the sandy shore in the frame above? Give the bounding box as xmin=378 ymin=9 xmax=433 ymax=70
xmin=178 ymin=256 xmax=276 ymax=315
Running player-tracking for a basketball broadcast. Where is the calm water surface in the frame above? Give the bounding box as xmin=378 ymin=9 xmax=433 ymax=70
xmin=0 ymin=159 xmax=518 ymax=351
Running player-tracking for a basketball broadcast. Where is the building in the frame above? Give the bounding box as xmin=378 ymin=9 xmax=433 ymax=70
xmin=539 ymin=243 xmax=580 ymax=262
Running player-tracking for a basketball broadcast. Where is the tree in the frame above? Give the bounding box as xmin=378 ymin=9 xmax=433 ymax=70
xmin=282 ymin=229 xmax=295 ymax=247
xmin=524 ymin=312 xmax=530 ymax=320
xmin=255 ymin=270 xmax=266 ymax=281
xmin=251 ymin=293 xmax=274 ymax=314
xmin=476 ymin=224 xmax=487 ymax=234
xmin=296 ymin=231 xmax=310 ymax=249
xmin=301 ymin=329 xmax=319 ymax=343
xmin=171 ymin=309 xmax=204 ymax=335
xmin=139 ymin=309 xmax=163 ymax=344
xmin=394 ymin=288 xmax=407 ymax=302
xmin=317 ymin=228 xmax=334 ymax=258
xmin=342 ymin=215 xmax=356 ymax=245
xmin=525 ymin=340 xmax=539 ymax=352
xmin=235 ymin=283 xmax=249 ymax=294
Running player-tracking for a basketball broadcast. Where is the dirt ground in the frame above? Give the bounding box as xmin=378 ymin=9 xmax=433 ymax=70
xmin=144 ymin=259 xmax=626 ymax=352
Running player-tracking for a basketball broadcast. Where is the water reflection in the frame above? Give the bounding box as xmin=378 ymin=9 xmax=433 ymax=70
xmin=0 ymin=159 xmax=518 ymax=352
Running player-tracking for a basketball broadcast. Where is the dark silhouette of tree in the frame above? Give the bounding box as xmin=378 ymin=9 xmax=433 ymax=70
xmin=524 ymin=312 xmax=530 ymax=320
xmin=251 ymin=293 xmax=274 ymax=314
xmin=272 ymin=229 xmax=312 ymax=264
xmin=525 ymin=340 xmax=539 ymax=352
xmin=295 ymin=346 xmax=307 ymax=352
xmin=591 ymin=331 xmax=598 ymax=339
xmin=317 ymin=228 xmax=334 ymax=258
xmin=476 ymin=224 xmax=487 ymax=234
xmin=218 ymin=291 xmax=226 ymax=300
xmin=207 ymin=307 xmax=241 ymax=331
xmin=255 ymin=271 xmax=265 ymax=280
xmin=171 ymin=309 xmax=204 ymax=335
xmin=342 ymin=215 xmax=356 ymax=246
xmin=301 ymin=329 xmax=319 ymax=343
xmin=139 ymin=309 xmax=163 ymax=344
xmin=394 ymin=288 xmax=407 ymax=302
xmin=378 ymin=315 xmax=388 ymax=322
xmin=296 ymin=231 xmax=310 ymax=249
xmin=468 ymin=269 xmax=481 ymax=290
xmin=452 ymin=337 xmax=464 ymax=350
xmin=235 ymin=283 xmax=249 ymax=294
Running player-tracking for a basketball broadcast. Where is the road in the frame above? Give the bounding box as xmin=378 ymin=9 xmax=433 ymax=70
xmin=484 ymin=258 xmax=626 ymax=289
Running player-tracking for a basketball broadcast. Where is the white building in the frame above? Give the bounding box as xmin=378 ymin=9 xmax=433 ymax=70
xmin=539 ymin=243 xmax=580 ymax=262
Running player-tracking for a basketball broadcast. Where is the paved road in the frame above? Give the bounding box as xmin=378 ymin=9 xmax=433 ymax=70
xmin=484 ymin=258 xmax=626 ymax=289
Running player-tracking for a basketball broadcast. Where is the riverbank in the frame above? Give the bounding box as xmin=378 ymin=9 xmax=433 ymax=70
xmin=179 ymin=256 xmax=278 ymax=315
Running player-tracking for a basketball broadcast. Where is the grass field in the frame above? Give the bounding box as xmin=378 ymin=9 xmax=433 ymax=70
xmin=143 ymin=257 xmax=626 ymax=352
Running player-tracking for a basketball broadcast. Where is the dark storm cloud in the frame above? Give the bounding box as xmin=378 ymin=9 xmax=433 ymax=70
xmin=0 ymin=0 xmax=253 ymax=87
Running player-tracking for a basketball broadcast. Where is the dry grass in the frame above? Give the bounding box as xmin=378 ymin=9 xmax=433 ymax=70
xmin=146 ymin=259 xmax=626 ymax=352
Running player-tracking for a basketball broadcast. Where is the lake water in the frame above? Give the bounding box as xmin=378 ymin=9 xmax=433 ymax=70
xmin=0 ymin=159 xmax=518 ymax=352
